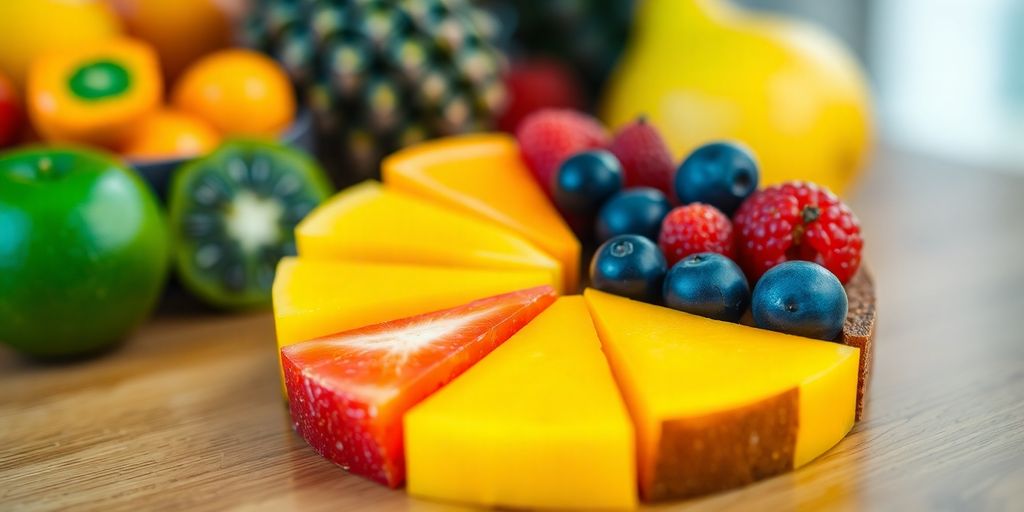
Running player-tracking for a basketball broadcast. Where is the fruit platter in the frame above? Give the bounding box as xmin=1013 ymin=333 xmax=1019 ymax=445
xmin=5 ymin=1 xmax=1021 ymax=511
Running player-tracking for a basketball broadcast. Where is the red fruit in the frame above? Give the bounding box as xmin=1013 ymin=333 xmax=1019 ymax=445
xmin=515 ymin=109 xmax=609 ymax=194
xmin=609 ymin=116 xmax=675 ymax=196
xmin=0 ymin=72 xmax=22 ymax=148
xmin=497 ymin=58 xmax=586 ymax=133
xmin=658 ymin=203 xmax=735 ymax=265
xmin=282 ymin=286 xmax=557 ymax=488
xmin=733 ymin=181 xmax=863 ymax=284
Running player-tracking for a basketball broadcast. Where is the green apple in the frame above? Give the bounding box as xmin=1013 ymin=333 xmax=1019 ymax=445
xmin=0 ymin=147 xmax=169 ymax=357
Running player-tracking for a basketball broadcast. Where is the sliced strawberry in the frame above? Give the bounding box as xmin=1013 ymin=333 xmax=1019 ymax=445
xmin=281 ymin=286 xmax=557 ymax=488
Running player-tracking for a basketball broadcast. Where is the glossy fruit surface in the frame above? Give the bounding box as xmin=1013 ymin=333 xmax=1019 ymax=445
xmin=121 ymin=109 xmax=220 ymax=160
xmin=0 ymin=0 xmax=122 ymax=88
xmin=658 ymin=203 xmax=734 ymax=265
xmin=552 ymin=150 xmax=624 ymax=215
xmin=663 ymin=252 xmax=749 ymax=322
xmin=169 ymin=140 xmax=332 ymax=309
xmin=0 ymin=147 xmax=168 ymax=357
xmin=516 ymin=109 xmax=609 ymax=194
xmin=172 ymin=49 xmax=296 ymax=137
xmin=595 ymin=187 xmax=671 ymax=243
xmin=752 ymin=261 xmax=848 ymax=340
xmin=282 ymin=286 xmax=556 ymax=487
xmin=602 ymin=0 xmax=871 ymax=195
xmin=0 ymin=72 xmax=21 ymax=147
xmin=109 ymin=0 xmax=233 ymax=80
xmin=608 ymin=116 xmax=675 ymax=195
xmin=734 ymin=181 xmax=862 ymax=283
xmin=675 ymin=141 xmax=758 ymax=215
xmin=590 ymin=234 xmax=667 ymax=302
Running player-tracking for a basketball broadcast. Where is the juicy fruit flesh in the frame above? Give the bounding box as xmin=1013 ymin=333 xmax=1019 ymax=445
xmin=584 ymin=288 xmax=858 ymax=499
xmin=382 ymin=133 xmax=581 ymax=292
xmin=272 ymin=257 xmax=558 ymax=395
xmin=282 ymin=286 xmax=557 ymax=487
xmin=296 ymin=181 xmax=564 ymax=292
xmin=404 ymin=296 xmax=637 ymax=509
xmin=171 ymin=142 xmax=331 ymax=307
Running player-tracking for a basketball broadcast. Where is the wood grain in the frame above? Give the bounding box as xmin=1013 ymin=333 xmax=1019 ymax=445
xmin=2 ymin=149 xmax=1024 ymax=511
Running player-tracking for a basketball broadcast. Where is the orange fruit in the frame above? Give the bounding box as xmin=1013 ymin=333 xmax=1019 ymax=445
xmin=107 ymin=0 xmax=232 ymax=81
xmin=121 ymin=109 xmax=220 ymax=160
xmin=172 ymin=49 xmax=296 ymax=137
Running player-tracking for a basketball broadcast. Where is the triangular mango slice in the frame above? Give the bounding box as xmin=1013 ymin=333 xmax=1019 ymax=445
xmin=272 ymin=257 xmax=557 ymax=395
xmin=383 ymin=134 xmax=580 ymax=292
xmin=584 ymin=288 xmax=859 ymax=501
xmin=404 ymin=296 xmax=637 ymax=509
xmin=283 ymin=286 xmax=556 ymax=488
xmin=295 ymin=181 xmax=564 ymax=292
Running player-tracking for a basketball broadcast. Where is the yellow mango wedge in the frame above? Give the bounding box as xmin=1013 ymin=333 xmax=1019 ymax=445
xmin=405 ymin=297 xmax=637 ymax=509
xmin=272 ymin=257 xmax=557 ymax=396
xmin=296 ymin=181 xmax=564 ymax=293
xmin=383 ymin=134 xmax=580 ymax=292
xmin=584 ymin=288 xmax=859 ymax=501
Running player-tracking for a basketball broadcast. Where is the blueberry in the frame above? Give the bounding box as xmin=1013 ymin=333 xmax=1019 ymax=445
xmin=595 ymin=187 xmax=672 ymax=243
xmin=553 ymin=150 xmax=624 ymax=215
xmin=675 ymin=142 xmax=759 ymax=216
xmin=663 ymin=252 xmax=750 ymax=322
xmin=590 ymin=234 xmax=667 ymax=302
xmin=751 ymin=261 xmax=848 ymax=340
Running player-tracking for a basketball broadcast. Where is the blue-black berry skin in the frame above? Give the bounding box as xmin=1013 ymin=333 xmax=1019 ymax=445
xmin=590 ymin=234 xmax=667 ymax=303
xmin=751 ymin=261 xmax=848 ymax=340
xmin=553 ymin=150 xmax=624 ymax=215
xmin=663 ymin=252 xmax=750 ymax=322
xmin=675 ymin=142 xmax=759 ymax=216
xmin=595 ymin=187 xmax=672 ymax=243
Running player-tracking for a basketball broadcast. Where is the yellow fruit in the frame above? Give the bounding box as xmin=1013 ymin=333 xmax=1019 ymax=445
xmin=172 ymin=49 xmax=296 ymax=137
xmin=584 ymin=288 xmax=858 ymax=501
xmin=120 ymin=109 xmax=220 ymax=160
xmin=602 ymin=0 xmax=872 ymax=195
xmin=108 ymin=0 xmax=233 ymax=81
xmin=405 ymin=296 xmax=637 ymax=509
xmin=383 ymin=134 xmax=581 ymax=293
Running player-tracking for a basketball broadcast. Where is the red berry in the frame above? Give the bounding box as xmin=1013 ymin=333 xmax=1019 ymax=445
xmin=515 ymin=109 xmax=609 ymax=194
xmin=733 ymin=181 xmax=863 ymax=284
xmin=609 ymin=116 xmax=675 ymax=197
xmin=658 ymin=203 xmax=735 ymax=266
xmin=497 ymin=59 xmax=586 ymax=133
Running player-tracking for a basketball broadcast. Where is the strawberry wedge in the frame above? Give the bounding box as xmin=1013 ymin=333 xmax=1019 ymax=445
xmin=282 ymin=285 xmax=557 ymax=488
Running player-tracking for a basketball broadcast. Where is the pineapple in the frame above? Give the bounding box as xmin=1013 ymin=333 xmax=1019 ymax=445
xmin=244 ymin=0 xmax=507 ymax=183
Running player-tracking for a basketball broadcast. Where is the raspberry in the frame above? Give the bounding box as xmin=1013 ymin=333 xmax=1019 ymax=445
xmin=515 ymin=109 xmax=609 ymax=194
xmin=609 ymin=116 xmax=675 ymax=197
xmin=733 ymin=181 xmax=863 ymax=284
xmin=497 ymin=59 xmax=586 ymax=133
xmin=658 ymin=203 xmax=735 ymax=266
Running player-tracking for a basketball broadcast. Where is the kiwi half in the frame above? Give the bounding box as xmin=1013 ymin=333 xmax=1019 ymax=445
xmin=168 ymin=140 xmax=332 ymax=309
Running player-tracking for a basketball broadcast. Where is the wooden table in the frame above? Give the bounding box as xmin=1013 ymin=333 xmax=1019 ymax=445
xmin=2 ymin=149 xmax=1023 ymax=511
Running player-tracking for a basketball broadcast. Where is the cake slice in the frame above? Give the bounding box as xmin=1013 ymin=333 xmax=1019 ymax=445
xmin=383 ymin=134 xmax=581 ymax=292
xmin=295 ymin=181 xmax=565 ymax=292
xmin=584 ymin=288 xmax=860 ymax=501
xmin=404 ymin=297 xmax=637 ymax=509
xmin=272 ymin=258 xmax=557 ymax=395
xmin=282 ymin=286 xmax=557 ymax=488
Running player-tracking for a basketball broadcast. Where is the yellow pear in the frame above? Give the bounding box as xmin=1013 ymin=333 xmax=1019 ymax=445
xmin=602 ymin=0 xmax=872 ymax=195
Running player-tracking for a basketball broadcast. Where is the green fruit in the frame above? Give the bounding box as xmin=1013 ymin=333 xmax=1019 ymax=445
xmin=168 ymin=140 xmax=332 ymax=309
xmin=0 ymin=147 xmax=169 ymax=357
xmin=243 ymin=0 xmax=507 ymax=181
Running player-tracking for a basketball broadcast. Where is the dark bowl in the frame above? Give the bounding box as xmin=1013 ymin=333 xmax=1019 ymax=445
xmin=129 ymin=109 xmax=315 ymax=201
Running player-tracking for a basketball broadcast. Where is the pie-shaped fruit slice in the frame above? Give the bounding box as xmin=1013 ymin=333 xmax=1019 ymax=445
xmin=272 ymin=257 xmax=557 ymax=394
xmin=584 ymin=288 xmax=860 ymax=501
xmin=282 ymin=286 xmax=557 ymax=488
xmin=404 ymin=296 xmax=637 ymax=509
xmin=294 ymin=180 xmax=565 ymax=292
xmin=383 ymin=133 xmax=581 ymax=292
